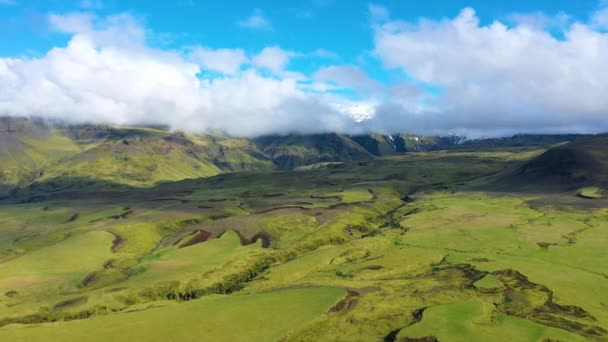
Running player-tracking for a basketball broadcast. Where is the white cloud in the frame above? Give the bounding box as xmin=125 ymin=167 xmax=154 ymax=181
xmin=4 ymin=7 xmax=608 ymax=138
xmin=49 ymin=12 xmax=146 ymax=47
xmin=370 ymin=7 xmax=608 ymax=136
xmin=507 ymin=11 xmax=571 ymax=31
xmin=592 ymin=8 xmax=608 ymax=28
xmin=252 ymin=46 xmax=294 ymax=73
xmin=237 ymin=9 xmax=271 ymax=30
xmin=189 ymin=47 xmax=248 ymax=75
xmin=313 ymin=48 xmax=339 ymax=59
xmin=49 ymin=12 xmax=94 ymax=33
xmin=315 ymin=65 xmax=382 ymax=94
xmin=0 ymin=13 xmax=356 ymax=137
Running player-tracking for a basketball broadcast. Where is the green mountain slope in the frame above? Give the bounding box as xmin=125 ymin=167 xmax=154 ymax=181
xmin=0 ymin=118 xmax=83 ymax=191
xmin=254 ymin=133 xmax=373 ymax=169
xmin=0 ymin=118 xmax=275 ymax=194
xmin=499 ymin=136 xmax=608 ymax=192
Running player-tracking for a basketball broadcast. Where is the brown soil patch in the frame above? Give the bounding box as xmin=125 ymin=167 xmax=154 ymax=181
xmin=111 ymin=233 xmax=124 ymax=252
xmin=328 ymin=289 xmax=360 ymax=313
xmin=90 ymin=208 xmax=135 ymax=222
xmin=103 ymin=260 xmax=114 ymax=269
xmin=233 ymin=230 xmax=272 ymax=248
xmin=81 ymin=272 xmax=97 ymax=287
xmin=178 ymin=230 xmax=212 ymax=248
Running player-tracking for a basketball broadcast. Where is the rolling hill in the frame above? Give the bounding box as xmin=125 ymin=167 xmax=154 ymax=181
xmin=500 ymin=137 xmax=608 ymax=192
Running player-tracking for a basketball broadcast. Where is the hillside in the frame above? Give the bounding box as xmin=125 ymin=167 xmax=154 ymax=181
xmin=0 ymin=118 xmax=275 ymax=195
xmin=498 ymin=137 xmax=608 ymax=192
xmin=0 ymin=145 xmax=606 ymax=341
xmin=253 ymin=133 xmax=373 ymax=169
xmin=1 ymin=116 xmax=604 ymax=196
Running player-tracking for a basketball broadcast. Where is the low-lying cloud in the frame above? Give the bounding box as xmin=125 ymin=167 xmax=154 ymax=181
xmin=371 ymin=6 xmax=608 ymax=137
xmin=1 ymin=6 xmax=608 ymax=138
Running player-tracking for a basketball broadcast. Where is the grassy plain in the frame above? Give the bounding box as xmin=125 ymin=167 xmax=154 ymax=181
xmin=0 ymin=145 xmax=606 ymax=341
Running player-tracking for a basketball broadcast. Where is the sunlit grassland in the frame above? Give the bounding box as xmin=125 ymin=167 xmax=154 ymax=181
xmin=0 ymin=146 xmax=606 ymax=341
xmin=398 ymin=300 xmax=586 ymax=342
xmin=0 ymin=287 xmax=345 ymax=342
xmin=0 ymin=231 xmax=114 ymax=296
xmin=578 ymin=186 xmax=604 ymax=199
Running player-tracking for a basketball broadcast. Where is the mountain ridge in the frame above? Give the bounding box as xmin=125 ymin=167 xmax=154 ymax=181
xmin=1 ymin=116 xmax=604 ymax=195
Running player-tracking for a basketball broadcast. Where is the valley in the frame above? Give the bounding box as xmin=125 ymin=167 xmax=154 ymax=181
xmin=0 ymin=121 xmax=606 ymax=341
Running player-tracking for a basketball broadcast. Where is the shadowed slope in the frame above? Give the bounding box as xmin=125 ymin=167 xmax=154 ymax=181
xmin=497 ymin=137 xmax=608 ymax=191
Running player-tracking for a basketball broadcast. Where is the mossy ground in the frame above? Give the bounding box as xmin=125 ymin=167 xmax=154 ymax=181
xmin=0 ymin=147 xmax=606 ymax=341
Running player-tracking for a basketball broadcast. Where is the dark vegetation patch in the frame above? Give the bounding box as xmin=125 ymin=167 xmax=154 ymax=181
xmin=492 ymin=269 xmax=607 ymax=339
xmin=111 ymin=233 xmax=124 ymax=252
xmin=158 ymin=256 xmax=276 ymax=302
xmin=4 ymin=290 xmax=17 ymax=298
xmin=400 ymin=337 xmax=439 ymax=342
xmin=90 ymin=208 xmax=135 ymax=222
xmin=430 ymin=264 xmax=488 ymax=289
xmin=12 ymin=233 xmax=40 ymax=244
xmin=469 ymin=258 xmax=492 ymax=263
xmin=147 ymin=198 xmax=191 ymax=204
xmin=66 ymin=213 xmax=79 ymax=222
xmin=365 ymin=265 xmax=383 ymax=270
xmin=81 ymin=272 xmax=98 ymax=287
xmin=254 ymin=205 xmax=314 ymax=214
xmin=384 ymin=307 xmax=429 ymax=342
xmin=262 ymin=193 xmax=284 ymax=197
xmin=52 ymin=296 xmax=88 ymax=311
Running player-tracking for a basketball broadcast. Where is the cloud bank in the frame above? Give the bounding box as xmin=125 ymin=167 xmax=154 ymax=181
xmin=1 ymin=6 xmax=608 ymax=138
xmin=371 ymin=6 xmax=608 ymax=137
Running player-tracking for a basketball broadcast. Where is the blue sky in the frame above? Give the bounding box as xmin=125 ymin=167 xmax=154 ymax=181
xmin=1 ymin=0 xmax=603 ymax=59
xmin=1 ymin=0 xmax=608 ymax=137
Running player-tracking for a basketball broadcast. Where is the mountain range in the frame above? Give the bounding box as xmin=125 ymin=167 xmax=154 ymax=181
xmin=0 ymin=116 xmax=603 ymax=196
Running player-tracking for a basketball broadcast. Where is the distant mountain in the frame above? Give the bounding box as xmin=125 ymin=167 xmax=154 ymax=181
xmin=458 ymin=134 xmax=589 ymax=149
xmin=0 ymin=118 xmax=274 ymax=195
xmin=253 ymin=133 xmax=373 ymax=169
xmin=1 ymin=116 xmax=604 ymax=195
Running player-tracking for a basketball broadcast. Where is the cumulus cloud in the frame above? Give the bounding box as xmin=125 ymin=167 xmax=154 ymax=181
xmin=370 ymin=7 xmax=608 ymax=137
xmin=592 ymin=7 xmax=608 ymax=28
xmin=251 ymin=46 xmax=294 ymax=73
xmin=0 ymin=12 xmax=358 ymax=137
xmin=3 ymin=7 xmax=608 ymax=138
xmin=189 ymin=47 xmax=248 ymax=75
xmin=315 ymin=65 xmax=382 ymax=95
xmin=237 ymin=9 xmax=271 ymax=30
